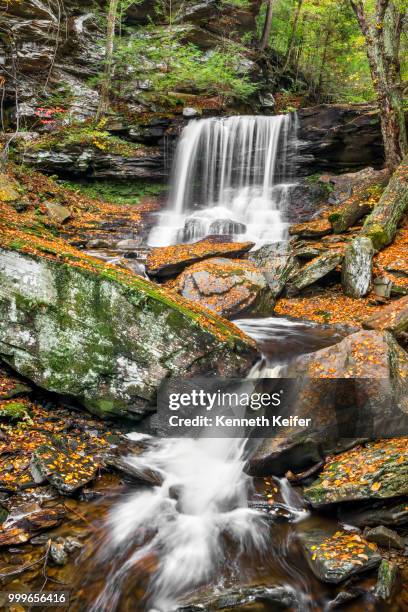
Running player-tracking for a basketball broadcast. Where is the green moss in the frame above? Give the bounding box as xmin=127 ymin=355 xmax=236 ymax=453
xmin=25 ymin=124 xmax=146 ymax=158
xmin=328 ymin=212 xmax=341 ymax=223
xmin=364 ymin=223 xmax=389 ymax=250
xmin=0 ymin=401 xmax=31 ymax=421
xmin=61 ymin=179 xmax=166 ymax=205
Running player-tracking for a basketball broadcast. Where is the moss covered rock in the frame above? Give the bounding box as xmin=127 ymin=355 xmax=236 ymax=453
xmin=304 ymin=438 xmax=408 ymax=507
xmin=299 ymin=529 xmax=381 ymax=584
xmin=0 ymin=247 xmax=256 ymax=418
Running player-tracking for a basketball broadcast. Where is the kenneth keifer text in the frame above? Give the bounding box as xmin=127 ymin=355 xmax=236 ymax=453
xmin=168 ymin=415 xmax=312 ymax=428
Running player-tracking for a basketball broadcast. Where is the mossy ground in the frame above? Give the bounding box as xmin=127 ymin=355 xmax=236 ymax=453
xmin=21 ymin=123 xmax=154 ymax=158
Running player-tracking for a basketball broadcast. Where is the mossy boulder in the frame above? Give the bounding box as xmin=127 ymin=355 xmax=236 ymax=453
xmin=0 ymin=247 xmax=256 ymax=418
xmin=304 ymin=438 xmax=408 ymax=507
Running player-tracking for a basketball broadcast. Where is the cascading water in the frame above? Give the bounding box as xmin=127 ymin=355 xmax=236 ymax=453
xmin=148 ymin=114 xmax=297 ymax=247
xmin=90 ymin=422 xmax=269 ymax=612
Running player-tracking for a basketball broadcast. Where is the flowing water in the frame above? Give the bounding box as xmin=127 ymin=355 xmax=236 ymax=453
xmin=79 ymin=319 xmax=351 ymax=612
xmin=77 ymin=116 xmax=380 ymax=611
xmin=148 ymin=114 xmax=298 ymax=247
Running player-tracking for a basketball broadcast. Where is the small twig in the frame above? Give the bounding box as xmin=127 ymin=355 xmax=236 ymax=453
xmin=63 ymin=504 xmax=99 ymax=533
xmin=0 ymin=540 xmax=51 ymax=579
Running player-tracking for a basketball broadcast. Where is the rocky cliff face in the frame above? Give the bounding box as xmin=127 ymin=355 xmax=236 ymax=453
xmin=0 ymin=0 xmax=261 ymax=124
xmin=1 ymin=1 xmax=394 ymax=182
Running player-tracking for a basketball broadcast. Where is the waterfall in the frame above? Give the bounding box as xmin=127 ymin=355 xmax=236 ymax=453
xmin=149 ymin=114 xmax=297 ymax=247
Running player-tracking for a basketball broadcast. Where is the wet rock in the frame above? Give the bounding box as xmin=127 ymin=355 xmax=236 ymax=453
xmin=250 ymin=242 xmax=299 ymax=298
xmin=146 ymin=239 xmax=254 ymax=278
xmin=363 ymin=526 xmax=405 ymax=550
xmin=297 ymin=104 xmax=386 ymax=173
xmin=43 ymin=201 xmax=72 ymax=224
xmin=248 ymin=330 xmax=408 ymax=476
xmin=304 ymin=438 xmax=408 ymax=508
xmin=247 ymin=436 xmax=323 ymax=478
xmin=172 ymin=257 xmax=275 ymax=319
xmin=289 ymin=219 xmax=332 ymax=239
xmin=31 ymin=442 xmax=100 ymax=495
xmin=183 ymin=107 xmax=200 ymax=118
xmin=178 ymin=585 xmax=300 ymax=611
xmin=107 ymin=456 xmax=163 ymax=486
xmin=208 ymin=219 xmax=246 ymax=236
xmin=363 ymin=295 xmax=408 ymax=337
xmin=375 ymin=559 xmax=399 ymax=601
xmin=327 ymin=588 xmax=365 ymax=609
xmin=339 ymin=500 xmax=408 ymax=528
xmin=299 ymin=529 xmax=381 ymax=584
xmin=116 ymin=238 xmax=143 ymax=251
xmin=86 ymin=239 xmax=117 ymax=250
xmin=342 ymin=236 xmax=374 ymax=297
xmin=0 ymin=506 xmax=65 ymax=547
xmin=50 ymin=539 xmax=69 ymax=566
xmin=0 ymin=247 xmax=256 ymax=419
xmin=287 ymin=251 xmax=343 ymax=294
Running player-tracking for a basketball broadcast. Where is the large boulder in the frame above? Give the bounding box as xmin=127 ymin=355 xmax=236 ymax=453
xmin=0 ymin=248 xmax=257 ymax=419
xmin=246 ymin=330 xmax=408 ymax=476
xmin=170 ymin=257 xmax=275 ymax=319
xmin=146 ymin=239 xmax=254 ymax=278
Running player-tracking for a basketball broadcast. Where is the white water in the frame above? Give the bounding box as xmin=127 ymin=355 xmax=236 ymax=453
xmin=148 ymin=114 xmax=297 ymax=247
xmin=92 ymin=435 xmax=269 ymax=612
xmin=91 ymin=322 xmax=290 ymax=611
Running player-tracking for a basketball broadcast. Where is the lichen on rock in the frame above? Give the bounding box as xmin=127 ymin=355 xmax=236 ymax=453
xmin=0 ymin=247 xmax=257 ymax=419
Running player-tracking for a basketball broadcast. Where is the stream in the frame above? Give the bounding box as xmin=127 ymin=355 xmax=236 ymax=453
xmin=71 ymin=317 xmax=368 ymax=612
xmin=72 ymin=115 xmax=381 ymax=611
xmin=4 ymin=113 xmax=401 ymax=611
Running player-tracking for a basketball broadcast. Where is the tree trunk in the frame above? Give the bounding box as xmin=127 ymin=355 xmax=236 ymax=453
xmin=329 ymin=199 xmax=374 ymax=233
xmin=316 ymin=26 xmax=332 ymax=102
xmin=280 ymin=0 xmax=303 ymax=73
xmin=363 ymin=153 xmax=408 ymax=250
xmin=349 ymin=0 xmax=407 ymax=171
xmin=259 ymin=0 xmax=275 ymax=51
xmin=96 ymin=0 xmax=119 ymax=121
